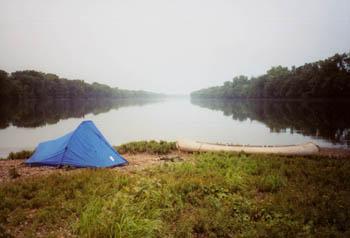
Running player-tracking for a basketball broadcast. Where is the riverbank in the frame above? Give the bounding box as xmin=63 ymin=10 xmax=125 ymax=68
xmin=1 ymin=146 xmax=350 ymax=184
xmin=1 ymin=147 xmax=350 ymax=237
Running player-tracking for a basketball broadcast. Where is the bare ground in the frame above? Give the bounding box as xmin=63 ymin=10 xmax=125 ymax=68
xmin=318 ymin=147 xmax=350 ymax=157
xmin=1 ymin=148 xmax=349 ymax=184
xmin=0 ymin=152 xmax=192 ymax=184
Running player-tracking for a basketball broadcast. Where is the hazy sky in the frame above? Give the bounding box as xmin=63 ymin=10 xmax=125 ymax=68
xmin=0 ymin=0 xmax=349 ymax=94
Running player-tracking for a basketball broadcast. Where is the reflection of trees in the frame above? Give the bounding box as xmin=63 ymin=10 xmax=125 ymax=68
xmin=0 ymin=98 xmax=162 ymax=129
xmin=191 ymin=98 xmax=350 ymax=147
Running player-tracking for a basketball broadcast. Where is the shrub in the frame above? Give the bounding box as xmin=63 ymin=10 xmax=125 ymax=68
xmin=7 ymin=150 xmax=34 ymax=160
xmin=115 ymin=140 xmax=176 ymax=154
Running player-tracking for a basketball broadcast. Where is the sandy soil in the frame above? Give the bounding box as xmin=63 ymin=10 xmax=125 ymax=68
xmin=318 ymin=147 xmax=350 ymax=157
xmin=0 ymin=152 xmax=191 ymax=184
xmin=1 ymin=148 xmax=349 ymax=184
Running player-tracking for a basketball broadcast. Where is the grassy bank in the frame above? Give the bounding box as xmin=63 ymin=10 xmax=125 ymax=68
xmin=1 ymin=152 xmax=350 ymax=237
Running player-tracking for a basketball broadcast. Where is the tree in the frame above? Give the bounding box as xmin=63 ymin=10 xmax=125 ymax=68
xmin=191 ymin=52 xmax=350 ymax=99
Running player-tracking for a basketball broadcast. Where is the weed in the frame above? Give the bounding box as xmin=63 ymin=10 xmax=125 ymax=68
xmin=256 ymin=174 xmax=285 ymax=193
xmin=8 ymin=168 xmax=20 ymax=179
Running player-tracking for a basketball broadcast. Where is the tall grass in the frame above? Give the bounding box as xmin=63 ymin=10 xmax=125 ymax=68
xmin=1 ymin=152 xmax=350 ymax=237
xmin=114 ymin=140 xmax=176 ymax=154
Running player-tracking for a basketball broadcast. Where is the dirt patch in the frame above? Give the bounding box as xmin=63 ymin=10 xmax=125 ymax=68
xmin=0 ymin=159 xmax=56 ymax=184
xmin=0 ymin=152 xmax=191 ymax=184
xmin=318 ymin=147 xmax=350 ymax=157
xmin=115 ymin=152 xmax=188 ymax=172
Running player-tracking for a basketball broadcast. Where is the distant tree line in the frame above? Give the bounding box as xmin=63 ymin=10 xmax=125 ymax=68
xmin=0 ymin=70 xmax=164 ymax=100
xmin=191 ymin=53 xmax=350 ymax=99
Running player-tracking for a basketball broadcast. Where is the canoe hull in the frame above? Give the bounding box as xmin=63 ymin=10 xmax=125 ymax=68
xmin=176 ymin=138 xmax=320 ymax=156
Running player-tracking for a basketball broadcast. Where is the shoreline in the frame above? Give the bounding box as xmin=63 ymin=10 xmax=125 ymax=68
xmin=1 ymin=145 xmax=350 ymax=160
xmin=1 ymin=147 xmax=350 ymax=184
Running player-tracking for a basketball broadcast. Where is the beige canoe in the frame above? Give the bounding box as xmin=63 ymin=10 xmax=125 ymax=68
xmin=176 ymin=138 xmax=320 ymax=156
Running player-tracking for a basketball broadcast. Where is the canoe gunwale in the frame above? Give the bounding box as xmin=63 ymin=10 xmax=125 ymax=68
xmin=176 ymin=139 xmax=320 ymax=156
xmin=195 ymin=141 xmax=319 ymax=148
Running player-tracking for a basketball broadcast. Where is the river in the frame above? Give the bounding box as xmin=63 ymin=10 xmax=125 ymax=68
xmin=0 ymin=97 xmax=349 ymax=157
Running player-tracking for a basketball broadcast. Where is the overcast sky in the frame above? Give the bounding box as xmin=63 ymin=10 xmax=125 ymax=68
xmin=0 ymin=0 xmax=349 ymax=94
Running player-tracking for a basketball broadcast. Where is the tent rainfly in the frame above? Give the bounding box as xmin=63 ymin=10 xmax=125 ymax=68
xmin=25 ymin=121 xmax=127 ymax=167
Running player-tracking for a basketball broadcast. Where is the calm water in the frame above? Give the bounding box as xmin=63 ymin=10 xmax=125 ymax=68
xmin=1 ymin=97 xmax=349 ymax=157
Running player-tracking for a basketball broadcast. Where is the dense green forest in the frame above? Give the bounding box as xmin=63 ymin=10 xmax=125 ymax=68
xmin=191 ymin=53 xmax=350 ymax=99
xmin=0 ymin=70 xmax=164 ymax=100
xmin=191 ymin=98 xmax=350 ymax=146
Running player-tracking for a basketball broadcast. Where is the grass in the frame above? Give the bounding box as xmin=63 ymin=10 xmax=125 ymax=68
xmin=114 ymin=140 xmax=177 ymax=154
xmin=1 ymin=151 xmax=350 ymax=237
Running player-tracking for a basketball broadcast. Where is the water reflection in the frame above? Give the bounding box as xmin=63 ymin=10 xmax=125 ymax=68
xmin=0 ymin=98 xmax=162 ymax=129
xmin=191 ymin=98 xmax=350 ymax=147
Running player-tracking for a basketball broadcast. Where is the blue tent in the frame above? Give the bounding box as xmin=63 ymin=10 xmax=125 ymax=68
xmin=25 ymin=121 xmax=128 ymax=167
